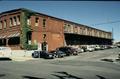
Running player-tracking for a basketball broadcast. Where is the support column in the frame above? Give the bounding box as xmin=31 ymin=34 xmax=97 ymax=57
xmin=6 ymin=38 xmax=9 ymax=46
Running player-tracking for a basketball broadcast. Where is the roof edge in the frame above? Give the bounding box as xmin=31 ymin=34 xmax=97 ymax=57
xmin=0 ymin=8 xmax=112 ymax=33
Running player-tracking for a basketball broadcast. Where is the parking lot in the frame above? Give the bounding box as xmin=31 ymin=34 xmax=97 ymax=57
xmin=0 ymin=48 xmax=120 ymax=79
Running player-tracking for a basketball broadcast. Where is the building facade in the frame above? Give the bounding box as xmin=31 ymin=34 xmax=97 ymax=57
xmin=0 ymin=8 xmax=112 ymax=51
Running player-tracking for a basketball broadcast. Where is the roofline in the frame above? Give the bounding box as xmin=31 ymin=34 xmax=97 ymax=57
xmin=35 ymin=11 xmax=112 ymax=33
xmin=0 ymin=8 xmax=22 ymax=15
xmin=0 ymin=8 xmax=112 ymax=33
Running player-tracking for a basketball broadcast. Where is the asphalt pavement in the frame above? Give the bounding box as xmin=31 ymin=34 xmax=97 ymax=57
xmin=0 ymin=48 xmax=120 ymax=79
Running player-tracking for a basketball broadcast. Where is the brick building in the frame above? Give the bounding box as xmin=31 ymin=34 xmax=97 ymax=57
xmin=0 ymin=8 xmax=112 ymax=51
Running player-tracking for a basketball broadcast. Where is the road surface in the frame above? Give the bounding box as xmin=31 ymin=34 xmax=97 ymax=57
xmin=0 ymin=48 xmax=120 ymax=79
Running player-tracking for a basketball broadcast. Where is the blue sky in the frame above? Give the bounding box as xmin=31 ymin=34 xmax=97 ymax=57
xmin=0 ymin=1 xmax=120 ymax=42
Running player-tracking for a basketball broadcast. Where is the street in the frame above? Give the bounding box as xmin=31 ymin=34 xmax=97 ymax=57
xmin=0 ymin=48 xmax=120 ymax=79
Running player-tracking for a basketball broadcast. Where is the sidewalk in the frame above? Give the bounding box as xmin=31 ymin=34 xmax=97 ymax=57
xmin=10 ymin=56 xmax=35 ymax=61
xmin=10 ymin=50 xmax=35 ymax=61
xmin=0 ymin=50 xmax=37 ymax=61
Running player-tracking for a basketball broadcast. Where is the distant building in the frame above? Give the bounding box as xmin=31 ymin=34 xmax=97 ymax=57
xmin=0 ymin=8 xmax=112 ymax=51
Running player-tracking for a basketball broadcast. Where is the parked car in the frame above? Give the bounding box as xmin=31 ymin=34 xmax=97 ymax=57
xmin=118 ymin=54 xmax=120 ymax=59
xmin=32 ymin=51 xmax=40 ymax=58
xmin=86 ymin=45 xmax=94 ymax=52
xmin=81 ymin=46 xmax=87 ymax=52
xmin=51 ymin=50 xmax=66 ymax=58
xmin=95 ymin=45 xmax=101 ymax=50
xmin=106 ymin=45 xmax=112 ymax=49
xmin=32 ymin=50 xmax=55 ymax=59
xmin=118 ymin=45 xmax=120 ymax=48
xmin=40 ymin=51 xmax=55 ymax=59
xmin=70 ymin=47 xmax=79 ymax=55
xmin=76 ymin=47 xmax=84 ymax=53
xmin=99 ymin=45 xmax=105 ymax=50
xmin=56 ymin=47 xmax=73 ymax=56
xmin=110 ymin=45 xmax=117 ymax=48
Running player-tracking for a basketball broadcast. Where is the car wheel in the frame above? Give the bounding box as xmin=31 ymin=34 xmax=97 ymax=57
xmin=32 ymin=52 xmax=39 ymax=58
xmin=53 ymin=55 xmax=56 ymax=59
xmin=55 ymin=55 xmax=58 ymax=58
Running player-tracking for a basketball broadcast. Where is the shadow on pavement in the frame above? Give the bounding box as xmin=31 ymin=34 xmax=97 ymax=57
xmin=0 ymin=74 xmax=6 ymax=77
xmin=101 ymin=58 xmax=114 ymax=62
xmin=52 ymin=71 xmax=83 ymax=79
xmin=23 ymin=76 xmax=45 ymax=79
xmin=0 ymin=57 xmax=12 ymax=61
xmin=96 ymin=75 xmax=106 ymax=79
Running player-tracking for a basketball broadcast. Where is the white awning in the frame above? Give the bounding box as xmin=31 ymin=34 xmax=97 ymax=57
xmin=0 ymin=35 xmax=6 ymax=39
xmin=0 ymin=32 xmax=20 ymax=39
xmin=8 ymin=34 xmax=13 ymax=38
xmin=8 ymin=32 xmax=20 ymax=38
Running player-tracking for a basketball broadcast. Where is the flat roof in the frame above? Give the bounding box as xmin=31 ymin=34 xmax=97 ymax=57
xmin=0 ymin=8 xmax=111 ymax=34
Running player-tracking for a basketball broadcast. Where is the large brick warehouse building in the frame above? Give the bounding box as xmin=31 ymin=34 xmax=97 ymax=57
xmin=0 ymin=8 xmax=112 ymax=51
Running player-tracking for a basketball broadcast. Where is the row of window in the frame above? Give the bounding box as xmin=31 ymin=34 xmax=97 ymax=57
xmin=0 ymin=16 xmax=46 ymax=30
xmin=64 ymin=23 xmax=111 ymax=39
xmin=0 ymin=15 xmax=20 ymax=29
xmin=27 ymin=17 xmax=46 ymax=27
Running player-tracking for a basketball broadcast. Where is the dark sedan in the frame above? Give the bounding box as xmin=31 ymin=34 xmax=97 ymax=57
xmin=56 ymin=47 xmax=73 ymax=56
xmin=32 ymin=51 xmax=55 ymax=59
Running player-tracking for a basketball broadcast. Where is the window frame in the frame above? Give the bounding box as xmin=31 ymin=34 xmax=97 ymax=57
xmin=3 ymin=20 xmax=7 ymax=29
xmin=42 ymin=18 xmax=46 ymax=27
xmin=0 ymin=21 xmax=2 ymax=29
xmin=13 ymin=16 xmax=17 ymax=26
xmin=17 ymin=15 xmax=20 ymax=25
xmin=10 ymin=18 xmax=13 ymax=27
xmin=35 ymin=17 xmax=39 ymax=26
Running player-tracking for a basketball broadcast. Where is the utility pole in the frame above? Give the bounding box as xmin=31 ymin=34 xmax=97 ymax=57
xmin=112 ymin=27 xmax=114 ymax=39
xmin=112 ymin=27 xmax=114 ymax=45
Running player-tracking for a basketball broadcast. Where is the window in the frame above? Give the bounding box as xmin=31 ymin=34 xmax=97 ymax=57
xmin=43 ymin=34 xmax=46 ymax=39
xmin=10 ymin=18 xmax=13 ymax=26
xmin=43 ymin=33 xmax=46 ymax=42
xmin=4 ymin=20 xmax=7 ymax=28
xmin=64 ymin=24 xmax=67 ymax=29
xmin=74 ymin=26 xmax=78 ymax=33
xmin=13 ymin=16 xmax=17 ymax=26
xmin=64 ymin=24 xmax=68 ymax=32
xmin=35 ymin=17 xmax=39 ymax=23
xmin=27 ymin=32 xmax=32 ymax=45
xmin=80 ymin=27 xmax=83 ymax=34
xmin=27 ymin=17 xmax=31 ymax=25
xmin=34 ymin=40 xmax=37 ymax=45
xmin=35 ymin=17 xmax=39 ymax=26
xmin=43 ymin=18 xmax=46 ymax=27
xmin=82 ymin=27 xmax=84 ymax=35
xmin=17 ymin=15 xmax=20 ymax=25
xmin=67 ymin=24 xmax=70 ymax=32
xmin=0 ymin=21 xmax=2 ymax=29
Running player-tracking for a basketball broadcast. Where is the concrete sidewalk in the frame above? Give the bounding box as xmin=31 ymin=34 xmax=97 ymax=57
xmin=9 ymin=50 xmax=35 ymax=61
xmin=10 ymin=56 xmax=35 ymax=61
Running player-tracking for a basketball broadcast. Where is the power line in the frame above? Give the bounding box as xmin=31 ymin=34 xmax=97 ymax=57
xmin=90 ymin=20 xmax=120 ymax=40
xmin=91 ymin=20 xmax=120 ymax=26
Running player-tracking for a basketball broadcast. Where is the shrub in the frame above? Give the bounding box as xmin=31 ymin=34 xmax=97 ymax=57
xmin=26 ymin=45 xmax=38 ymax=50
